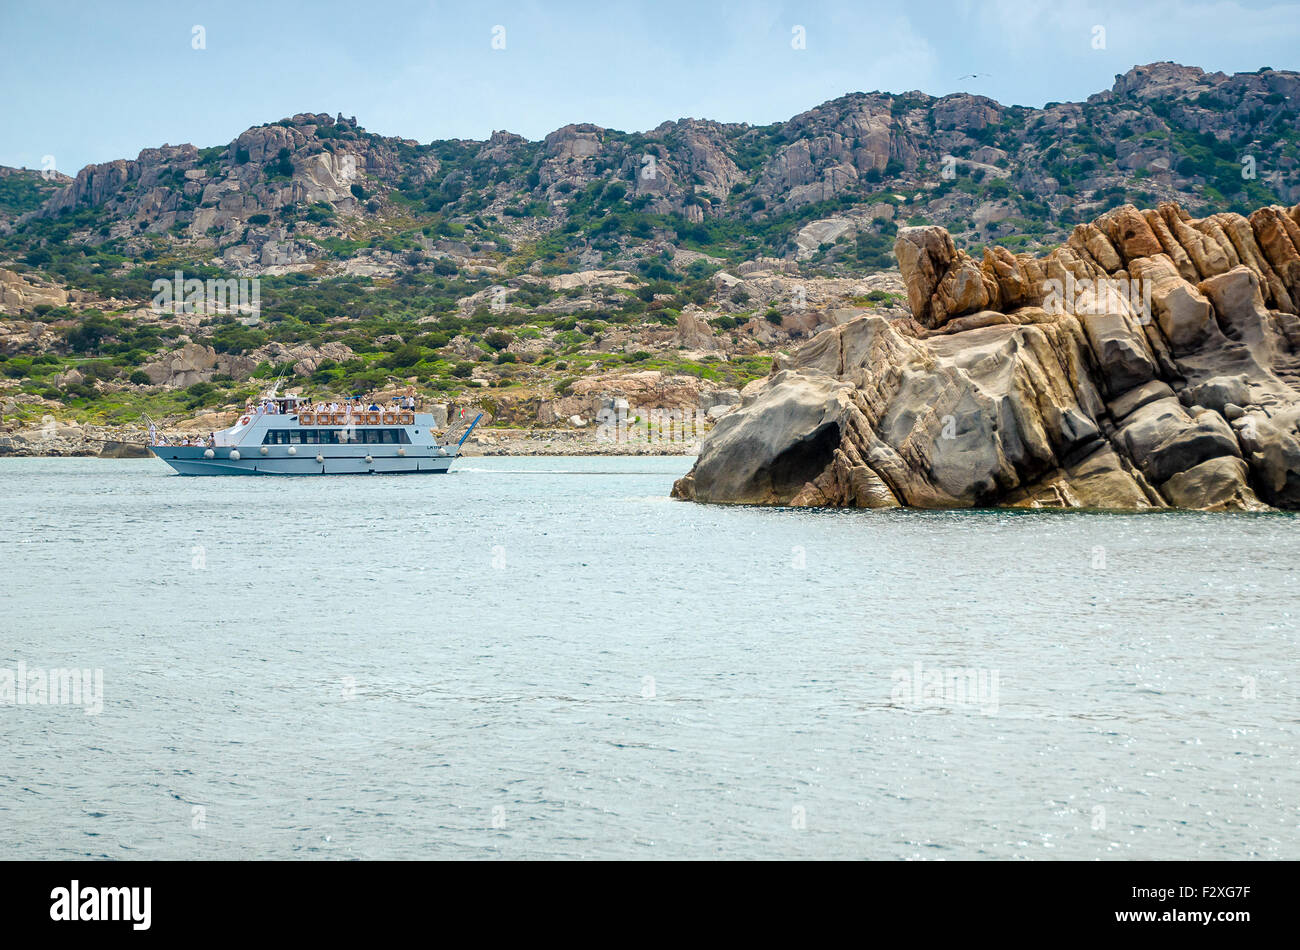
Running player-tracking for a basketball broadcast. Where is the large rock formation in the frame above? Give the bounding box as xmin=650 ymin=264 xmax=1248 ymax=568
xmin=673 ymin=201 xmax=1300 ymax=511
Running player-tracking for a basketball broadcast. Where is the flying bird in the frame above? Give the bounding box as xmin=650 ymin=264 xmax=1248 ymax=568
xmin=957 ymin=73 xmax=991 ymax=80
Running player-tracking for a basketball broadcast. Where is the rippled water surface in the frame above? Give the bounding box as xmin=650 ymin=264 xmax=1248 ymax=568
xmin=1 ymin=456 xmax=1297 ymax=859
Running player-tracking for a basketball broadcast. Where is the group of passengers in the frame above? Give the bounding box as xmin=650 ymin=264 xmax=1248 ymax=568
xmin=305 ymin=393 xmax=417 ymax=417
xmin=238 ymin=390 xmax=419 ymax=420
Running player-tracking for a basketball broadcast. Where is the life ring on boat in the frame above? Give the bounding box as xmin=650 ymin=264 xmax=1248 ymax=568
xmin=239 ymin=416 xmax=251 ymax=426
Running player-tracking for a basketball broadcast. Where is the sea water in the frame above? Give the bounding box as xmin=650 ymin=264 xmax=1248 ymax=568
xmin=1 ymin=456 xmax=1296 ymax=859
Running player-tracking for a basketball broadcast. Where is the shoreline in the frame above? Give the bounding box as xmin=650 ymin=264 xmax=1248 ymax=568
xmin=0 ymin=425 xmax=701 ymax=458
xmin=460 ymin=428 xmax=698 ymax=457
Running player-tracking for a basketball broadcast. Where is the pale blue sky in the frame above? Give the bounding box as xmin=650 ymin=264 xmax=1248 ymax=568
xmin=3 ymin=0 xmax=1298 ymax=175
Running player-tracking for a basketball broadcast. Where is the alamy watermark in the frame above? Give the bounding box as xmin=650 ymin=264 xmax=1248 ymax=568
xmin=50 ymin=881 xmax=150 ymax=930
xmin=1 ymin=663 xmax=103 ymax=715
xmin=891 ymin=660 xmax=999 ymax=715
xmin=1042 ymin=273 xmax=1152 ymax=324
xmin=595 ymin=405 xmax=708 ymax=444
xmin=151 ymin=270 xmax=260 ymax=320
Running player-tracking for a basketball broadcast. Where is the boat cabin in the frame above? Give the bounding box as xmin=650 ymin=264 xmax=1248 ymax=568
xmin=269 ymin=394 xmax=308 ymax=414
xmin=262 ymin=427 xmax=413 ymax=445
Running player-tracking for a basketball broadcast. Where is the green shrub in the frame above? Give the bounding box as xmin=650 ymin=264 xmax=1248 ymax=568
xmin=384 ymin=344 xmax=424 ymax=368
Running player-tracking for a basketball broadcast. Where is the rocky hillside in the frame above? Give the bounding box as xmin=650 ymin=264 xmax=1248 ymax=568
xmin=0 ymin=62 xmax=1297 ymax=442
xmin=674 ymin=199 xmax=1300 ymax=511
xmin=0 ymin=166 xmax=69 ymax=230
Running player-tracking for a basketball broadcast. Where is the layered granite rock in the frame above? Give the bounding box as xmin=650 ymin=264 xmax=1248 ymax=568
xmin=673 ymin=202 xmax=1300 ymax=511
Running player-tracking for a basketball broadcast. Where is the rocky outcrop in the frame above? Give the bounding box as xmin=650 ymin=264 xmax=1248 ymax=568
xmin=673 ymin=201 xmax=1300 ymax=511
xmin=0 ymin=416 xmax=153 ymax=457
xmin=0 ymin=268 xmax=69 ymax=313
xmin=250 ymin=341 xmax=355 ymax=378
xmin=0 ymin=166 xmax=70 ymax=228
xmin=139 ymin=342 xmax=245 ymax=388
xmin=133 ymin=339 xmax=356 ymax=388
xmin=674 ymin=306 xmax=721 ymax=351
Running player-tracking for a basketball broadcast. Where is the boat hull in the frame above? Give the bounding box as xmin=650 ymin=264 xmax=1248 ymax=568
xmin=151 ymin=445 xmax=458 ymax=476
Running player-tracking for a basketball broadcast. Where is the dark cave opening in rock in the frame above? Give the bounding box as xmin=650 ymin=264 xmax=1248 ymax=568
xmin=766 ymin=423 xmax=841 ymax=497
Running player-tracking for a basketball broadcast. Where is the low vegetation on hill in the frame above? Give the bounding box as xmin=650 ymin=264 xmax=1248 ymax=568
xmin=1 ymin=63 xmax=1297 ymax=434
